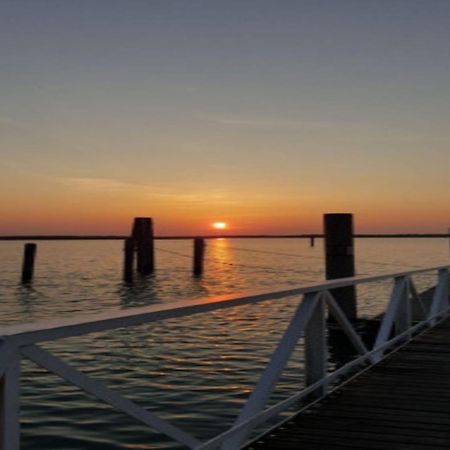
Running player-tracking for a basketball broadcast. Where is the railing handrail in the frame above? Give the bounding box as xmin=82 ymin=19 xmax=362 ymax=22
xmin=1 ymin=264 xmax=448 ymax=346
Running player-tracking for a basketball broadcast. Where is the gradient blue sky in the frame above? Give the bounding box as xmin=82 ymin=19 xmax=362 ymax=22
xmin=1 ymin=0 xmax=450 ymax=234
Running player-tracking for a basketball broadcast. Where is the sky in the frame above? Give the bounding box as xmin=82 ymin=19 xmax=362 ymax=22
xmin=1 ymin=0 xmax=450 ymax=235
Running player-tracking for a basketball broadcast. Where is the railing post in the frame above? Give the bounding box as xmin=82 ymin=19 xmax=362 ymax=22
xmin=0 ymin=343 xmax=21 ymax=450
xmin=395 ymin=276 xmax=412 ymax=337
xmin=304 ymin=294 xmax=327 ymax=398
xmin=429 ymin=268 xmax=449 ymax=324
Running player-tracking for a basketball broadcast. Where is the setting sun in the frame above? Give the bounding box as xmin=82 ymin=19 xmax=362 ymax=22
xmin=212 ymin=222 xmax=227 ymax=230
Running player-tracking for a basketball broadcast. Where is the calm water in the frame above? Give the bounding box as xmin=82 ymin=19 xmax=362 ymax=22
xmin=0 ymin=238 xmax=448 ymax=449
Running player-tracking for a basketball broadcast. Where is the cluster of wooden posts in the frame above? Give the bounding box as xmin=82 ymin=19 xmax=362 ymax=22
xmin=18 ymin=214 xmax=356 ymax=319
xmin=123 ymin=217 xmax=155 ymax=282
xmin=122 ymin=217 xmax=205 ymax=282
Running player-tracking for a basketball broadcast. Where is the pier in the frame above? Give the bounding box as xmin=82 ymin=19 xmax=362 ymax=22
xmin=0 ymin=264 xmax=449 ymax=449
xmin=247 ymin=316 xmax=450 ymax=450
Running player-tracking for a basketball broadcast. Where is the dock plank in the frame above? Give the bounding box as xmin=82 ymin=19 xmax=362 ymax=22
xmin=246 ymin=317 xmax=450 ymax=450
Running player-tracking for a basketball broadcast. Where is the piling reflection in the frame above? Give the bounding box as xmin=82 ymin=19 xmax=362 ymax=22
xmin=15 ymin=285 xmax=40 ymax=318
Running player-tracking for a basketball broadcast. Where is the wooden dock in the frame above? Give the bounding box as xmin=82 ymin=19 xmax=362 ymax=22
xmin=247 ymin=317 xmax=450 ymax=450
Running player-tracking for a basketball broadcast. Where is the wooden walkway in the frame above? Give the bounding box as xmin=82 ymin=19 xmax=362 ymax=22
xmin=247 ymin=317 xmax=450 ymax=450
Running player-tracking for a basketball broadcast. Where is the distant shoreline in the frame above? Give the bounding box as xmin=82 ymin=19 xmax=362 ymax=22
xmin=0 ymin=234 xmax=449 ymax=241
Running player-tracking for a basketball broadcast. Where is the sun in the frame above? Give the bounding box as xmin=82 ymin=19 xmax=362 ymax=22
xmin=212 ymin=222 xmax=227 ymax=230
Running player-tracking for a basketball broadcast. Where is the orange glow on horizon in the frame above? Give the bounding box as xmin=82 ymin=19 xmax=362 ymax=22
xmin=2 ymin=177 xmax=450 ymax=235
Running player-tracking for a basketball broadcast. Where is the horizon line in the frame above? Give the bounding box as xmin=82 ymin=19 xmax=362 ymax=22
xmin=0 ymin=233 xmax=449 ymax=241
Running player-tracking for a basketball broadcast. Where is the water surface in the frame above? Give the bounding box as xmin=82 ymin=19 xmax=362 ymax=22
xmin=0 ymin=238 xmax=448 ymax=449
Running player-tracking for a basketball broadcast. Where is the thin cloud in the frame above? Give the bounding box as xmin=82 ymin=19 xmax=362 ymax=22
xmin=209 ymin=115 xmax=362 ymax=131
xmin=56 ymin=176 xmax=238 ymax=204
xmin=58 ymin=177 xmax=146 ymax=192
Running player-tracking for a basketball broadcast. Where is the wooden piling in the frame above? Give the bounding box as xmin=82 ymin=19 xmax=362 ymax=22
xmin=324 ymin=213 xmax=356 ymax=320
xmin=193 ymin=237 xmax=205 ymax=276
xmin=21 ymin=243 xmax=37 ymax=283
xmin=132 ymin=217 xmax=155 ymax=275
xmin=123 ymin=238 xmax=134 ymax=282
xmin=310 ymin=236 xmax=315 ymax=247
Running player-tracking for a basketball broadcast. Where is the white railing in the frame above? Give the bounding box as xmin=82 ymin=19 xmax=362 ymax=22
xmin=0 ymin=265 xmax=449 ymax=450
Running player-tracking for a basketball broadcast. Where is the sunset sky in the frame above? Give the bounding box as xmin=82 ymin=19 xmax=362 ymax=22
xmin=1 ymin=0 xmax=450 ymax=235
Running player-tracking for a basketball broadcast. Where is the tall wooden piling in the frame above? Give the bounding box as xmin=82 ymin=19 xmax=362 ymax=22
xmin=123 ymin=238 xmax=134 ymax=282
xmin=132 ymin=217 xmax=154 ymax=275
xmin=193 ymin=237 xmax=205 ymax=276
xmin=21 ymin=243 xmax=37 ymax=284
xmin=324 ymin=213 xmax=356 ymax=320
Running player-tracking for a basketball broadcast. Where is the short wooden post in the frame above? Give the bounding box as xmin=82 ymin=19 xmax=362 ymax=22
xmin=193 ymin=237 xmax=205 ymax=276
xmin=123 ymin=238 xmax=134 ymax=283
xmin=21 ymin=243 xmax=36 ymax=284
xmin=310 ymin=236 xmax=315 ymax=247
xmin=324 ymin=213 xmax=357 ymax=320
xmin=132 ymin=218 xmax=154 ymax=275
